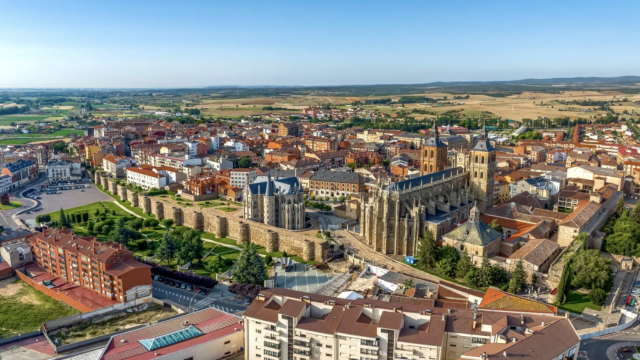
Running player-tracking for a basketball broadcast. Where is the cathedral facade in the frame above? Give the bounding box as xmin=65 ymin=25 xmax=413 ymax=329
xmin=243 ymin=175 xmax=306 ymax=230
xmin=359 ymin=126 xmax=496 ymax=256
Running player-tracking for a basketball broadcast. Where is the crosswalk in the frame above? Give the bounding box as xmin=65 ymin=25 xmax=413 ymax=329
xmin=191 ymin=298 xmax=236 ymax=313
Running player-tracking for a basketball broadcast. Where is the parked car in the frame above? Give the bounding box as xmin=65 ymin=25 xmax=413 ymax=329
xmin=244 ymin=298 xmax=251 ymax=305
xmin=168 ymin=280 xmax=175 ymax=286
xmin=153 ymin=275 xmax=160 ymax=281
xmin=199 ymin=289 xmax=208 ymax=295
xmin=181 ymin=283 xmax=187 ymax=289
xmin=187 ymin=285 xmax=193 ymax=291
xmin=175 ymin=282 xmax=181 ymax=288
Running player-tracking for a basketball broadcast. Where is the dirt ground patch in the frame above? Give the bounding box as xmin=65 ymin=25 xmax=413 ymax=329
xmin=18 ymin=293 xmax=42 ymax=305
xmin=0 ymin=278 xmax=23 ymax=297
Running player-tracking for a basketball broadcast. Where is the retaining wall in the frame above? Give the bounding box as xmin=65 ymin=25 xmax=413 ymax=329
xmin=101 ymin=185 xmax=329 ymax=261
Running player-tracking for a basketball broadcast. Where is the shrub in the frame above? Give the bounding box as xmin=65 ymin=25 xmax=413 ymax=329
xmin=588 ymin=288 xmax=607 ymax=306
xmin=324 ymin=231 xmax=330 ymax=237
xmin=82 ymin=212 xmax=89 ymax=222
xmin=264 ymin=254 xmax=273 ymax=266
xmin=228 ymin=283 xmax=263 ymax=299
xmin=35 ymin=214 xmax=51 ymax=223
xmin=99 ymin=213 xmax=107 ymax=221
xmin=104 ymin=219 xmax=115 ymax=226
xmin=282 ymin=251 xmax=288 ymax=258
xmin=162 ymin=219 xmax=174 ymax=227
xmin=137 ymin=240 xmax=148 ymax=251
xmin=102 ymin=225 xmax=111 ymax=234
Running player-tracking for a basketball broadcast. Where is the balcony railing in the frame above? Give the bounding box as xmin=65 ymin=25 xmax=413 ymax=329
xmin=292 ymin=349 xmax=310 ymax=356
xmin=264 ymin=342 xmax=280 ymax=350
xmin=293 ymin=340 xmax=310 ymax=347
xmin=360 ymin=340 xmax=379 ymax=347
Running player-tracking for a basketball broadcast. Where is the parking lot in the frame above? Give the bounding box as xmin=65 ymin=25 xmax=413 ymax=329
xmin=152 ymin=280 xmax=248 ymax=314
xmin=274 ymin=262 xmax=333 ymax=293
xmin=17 ymin=184 xmax=112 ymax=225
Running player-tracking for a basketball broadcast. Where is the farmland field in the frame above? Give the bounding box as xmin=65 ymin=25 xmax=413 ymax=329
xmin=0 ymin=129 xmax=85 ymax=145
xmin=0 ymin=114 xmax=65 ymax=125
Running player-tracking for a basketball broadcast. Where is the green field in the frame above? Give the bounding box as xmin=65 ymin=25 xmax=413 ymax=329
xmin=0 ymin=129 xmax=85 ymax=145
xmin=0 ymin=139 xmax=34 ymax=145
xmin=0 ymin=201 xmax=23 ymax=210
xmin=0 ymin=114 xmax=64 ymax=125
xmin=0 ymin=280 xmax=80 ymax=338
xmin=91 ymin=104 xmax=120 ymax=109
xmin=556 ymin=292 xmax=602 ymax=314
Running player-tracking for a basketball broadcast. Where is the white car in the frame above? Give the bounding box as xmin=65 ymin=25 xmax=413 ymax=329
xmin=632 ymin=289 xmax=640 ymax=295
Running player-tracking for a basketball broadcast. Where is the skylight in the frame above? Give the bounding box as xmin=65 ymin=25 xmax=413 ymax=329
xmin=138 ymin=325 xmax=204 ymax=351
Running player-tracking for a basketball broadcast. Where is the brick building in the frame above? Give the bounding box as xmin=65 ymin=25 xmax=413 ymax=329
xmin=27 ymin=229 xmax=152 ymax=304
xmin=309 ymin=170 xmax=365 ymax=197
xmin=304 ymin=137 xmax=335 ymax=152
xmin=278 ymin=122 xmax=300 ymax=137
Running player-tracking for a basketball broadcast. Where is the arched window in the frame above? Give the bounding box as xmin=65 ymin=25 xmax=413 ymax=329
xmin=430 ymin=150 xmax=434 ymax=158
xmin=430 ymin=165 xmax=433 ymax=172
xmin=481 ymin=156 xmax=484 ymax=164
xmin=480 ymin=172 xmax=484 ymax=179
xmin=475 ymin=155 xmax=478 ymax=163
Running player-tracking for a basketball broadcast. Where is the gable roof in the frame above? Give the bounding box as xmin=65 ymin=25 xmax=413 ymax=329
xmin=479 ymin=288 xmax=557 ymax=314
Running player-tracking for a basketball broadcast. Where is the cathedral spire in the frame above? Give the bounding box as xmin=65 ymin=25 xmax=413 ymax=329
xmin=265 ymin=173 xmax=274 ymax=196
xmin=469 ymin=202 xmax=480 ymax=223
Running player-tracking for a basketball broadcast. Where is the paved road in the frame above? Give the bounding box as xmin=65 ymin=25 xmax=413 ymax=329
xmin=579 ymin=317 xmax=640 ymax=360
xmin=152 ymin=281 xmax=248 ymax=314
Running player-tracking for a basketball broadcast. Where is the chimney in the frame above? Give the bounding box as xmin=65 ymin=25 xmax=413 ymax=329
xmin=503 ymin=351 xmax=508 ymax=358
xmin=520 ymin=314 xmax=525 ymax=326
xmin=73 ymin=243 xmax=77 ymax=250
xmin=92 ymin=247 xmax=96 ymax=255
xmin=442 ymin=313 xmax=446 ymax=321
xmin=119 ymin=244 xmax=125 ymax=250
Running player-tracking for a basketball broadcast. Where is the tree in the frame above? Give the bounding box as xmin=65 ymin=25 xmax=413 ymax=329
xmin=232 ymin=243 xmax=266 ymax=285
xmin=489 ymin=219 xmax=503 ymax=233
xmin=570 ymin=250 xmax=612 ymax=290
xmin=438 ymin=257 xmax=457 ymax=277
xmin=478 ymin=254 xmax=493 ymax=287
xmin=346 ymin=163 xmax=356 ymax=171
xmin=205 ymin=254 xmax=226 ymax=273
xmin=614 ymin=196 xmax=626 ymax=217
xmin=101 ymin=225 xmax=111 ymax=234
xmin=588 ymin=288 xmax=607 ymax=306
xmin=575 ymin=232 xmax=589 ymax=250
xmin=438 ymin=245 xmax=459 ymax=263
xmin=530 ymin=273 xmax=538 ymax=287
xmin=464 ymin=267 xmax=480 ymax=287
xmin=508 ymin=260 xmax=527 ymax=294
xmin=59 ymin=208 xmax=70 ymax=228
xmin=162 ymin=219 xmax=174 ymax=228
xmin=456 ymin=251 xmax=473 ymax=279
xmin=403 ymin=279 xmax=414 ymax=292
xmin=632 ymin=203 xmax=640 ymax=223
xmin=264 ymin=254 xmax=273 ymax=266
xmin=416 ymin=229 xmax=437 ymax=269
xmin=110 ymin=218 xmax=131 ymax=245
xmin=157 ymin=231 xmax=177 ymax=265
xmin=237 ymin=156 xmax=252 ymax=168
xmin=175 ymin=228 xmax=204 ymax=265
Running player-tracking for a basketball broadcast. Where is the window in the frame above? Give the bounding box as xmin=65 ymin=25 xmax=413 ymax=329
xmin=224 ymin=340 xmax=231 ymax=345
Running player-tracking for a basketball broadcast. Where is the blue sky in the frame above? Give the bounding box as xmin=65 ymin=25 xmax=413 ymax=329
xmin=0 ymin=0 xmax=638 ymax=88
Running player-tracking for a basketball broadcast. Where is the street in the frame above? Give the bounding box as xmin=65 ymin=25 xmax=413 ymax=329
xmin=152 ymin=281 xmax=248 ymax=314
xmin=580 ymin=320 xmax=640 ymax=360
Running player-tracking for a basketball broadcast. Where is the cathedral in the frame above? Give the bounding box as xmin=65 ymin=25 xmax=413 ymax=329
xmin=359 ymin=125 xmax=496 ymax=256
xmin=243 ymin=174 xmax=306 ymax=230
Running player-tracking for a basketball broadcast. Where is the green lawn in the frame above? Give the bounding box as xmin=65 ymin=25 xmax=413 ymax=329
xmin=0 ymin=280 xmax=80 ymax=338
xmin=0 ymin=129 xmax=84 ymax=145
xmin=0 ymin=139 xmax=34 ymax=145
xmin=0 ymin=201 xmax=23 ymax=210
xmin=95 ymin=184 xmax=155 ymax=219
xmin=556 ymin=292 xmax=602 ymax=314
xmin=45 ymin=201 xmax=124 ymax=223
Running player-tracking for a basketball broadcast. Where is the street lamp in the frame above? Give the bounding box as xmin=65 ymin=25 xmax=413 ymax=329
xmin=187 ymin=291 xmax=200 ymax=313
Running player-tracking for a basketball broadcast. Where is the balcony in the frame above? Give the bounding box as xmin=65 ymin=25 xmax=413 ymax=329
xmin=361 ymin=349 xmax=378 ymax=356
xmin=360 ymin=340 xmax=379 ymax=348
xmin=264 ymin=342 xmax=280 ymax=350
xmin=394 ymin=348 xmax=415 ymax=357
xmin=292 ymin=349 xmax=311 ymax=357
xmin=263 ymin=325 xmax=278 ymax=335
xmin=293 ymin=340 xmax=310 ymax=348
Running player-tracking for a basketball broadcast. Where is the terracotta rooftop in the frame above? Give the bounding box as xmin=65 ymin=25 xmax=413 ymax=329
xmin=479 ymin=288 xmax=557 ymax=314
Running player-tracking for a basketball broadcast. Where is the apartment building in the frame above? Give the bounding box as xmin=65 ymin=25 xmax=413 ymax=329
xmin=27 ymin=229 xmax=151 ymax=303
xmin=243 ymin=288 xmax=579 ymax=360
xmin=1 ymin=159 xmax=38 ymax=189
xmin=230 ymin=168 xmax=258 ymax=189
xmin=309 ymin=171 xmax=365 ymax=197
xmin=305 ymin=137 xmax=335 ymax=152
xmin=102 ymin=155 xmax=135 ymax=178
xmin=47 ymin=160 xmax=77 ymax=181
xmin=126 ymin=167 xmax=168 ymax=190
xmin=279 ymin=122 xmax=301 ymax=137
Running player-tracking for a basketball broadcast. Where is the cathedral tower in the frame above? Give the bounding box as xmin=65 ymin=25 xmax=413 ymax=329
xmin=420 ymin=123 xmax=448 ymax=175
xmin=470 ymin=126 xmax=496 ymax=212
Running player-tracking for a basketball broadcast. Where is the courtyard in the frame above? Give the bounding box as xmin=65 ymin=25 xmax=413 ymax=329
xmin=273 ymin=262 xmax=333 ymax=293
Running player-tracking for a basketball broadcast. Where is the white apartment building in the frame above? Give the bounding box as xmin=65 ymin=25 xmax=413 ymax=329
xmin=207 ymin=156 xmax=234 ymax=171
xmin=47 ymin=160 xmax=73 ymax=181
xmin=243 ymin=288 xmax=580 ymax=360
xmin=211 ymin=135 xmax=220 ymax=150
xmin=0 ymin=175 xmax=12 ymax=194
xmin=185 ymin=141 xmax=200 ymax=159
xmin=230 ymin=168 xmax=257 ymax=189
xmin=126 ymin=167 xmax=168 ymax=190
xmin=102 ymin=155 xmax=135 ymax=178
xmin=224 ymin=139 xmax=249 ymax=152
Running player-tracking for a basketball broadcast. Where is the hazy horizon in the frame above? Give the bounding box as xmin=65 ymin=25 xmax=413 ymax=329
xmin=1 ymin=0 xmax=639 ymax=88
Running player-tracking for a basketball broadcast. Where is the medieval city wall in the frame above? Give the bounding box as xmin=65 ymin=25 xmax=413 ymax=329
xmin=100 ymin=182 xmax=328 ymax=262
